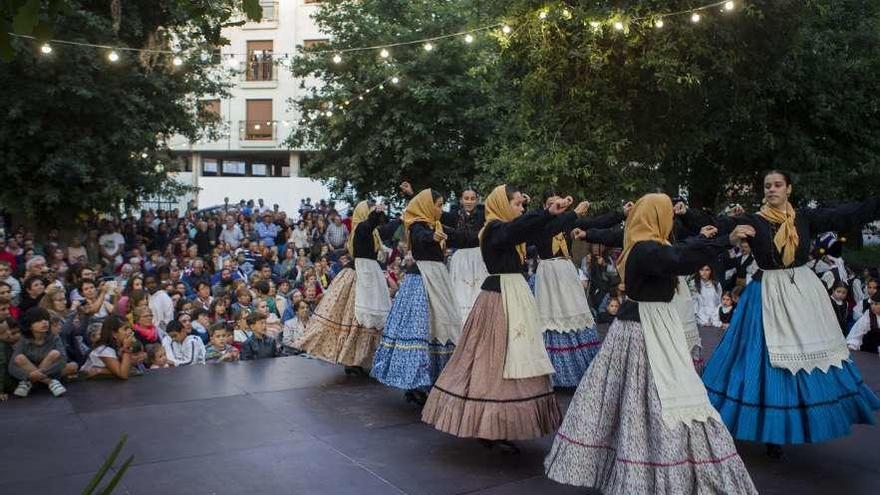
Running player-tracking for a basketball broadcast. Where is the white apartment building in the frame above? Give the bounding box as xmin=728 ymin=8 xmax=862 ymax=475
xmin=163 ymin=0 xmax=332 ymax=215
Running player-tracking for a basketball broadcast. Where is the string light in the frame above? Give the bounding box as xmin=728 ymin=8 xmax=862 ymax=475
xmin=655 ymin=19 xmax=664 ymax=28
xmin=464 ymin=34 xmax=474 ymax=44
xmin=325 ymin=111 xmax=333 ymax=117
xmin=40 ymin=43 xmax=52 ymax=54
xmin=691 ymin=13 xmax=701 ymax=23
xmin=613 ymin=21 xmax=624 ymax=31
xmin=501 ymin=25 xmax=512 ymax=34
xmin=423 ymin=42 xmax=434 ymax=52
xmin=332 ymin=54 xmax=342 ymax=64
xmin=141 ymin=152 xmax=148 ymax=159
xmin=379 ymin=48 xmax=390 ymax=58
xmin=172 ymin=56 xmax=183 ymax=66
xmin=589 ymin=21 xmax=601 ymax=29
xmin=391 ymin=77 xmax=400 ymax=84
xmin=107 ymin=51 xmax=119 ymax=62
xmin=724 ymin=1 xmax=735 ymax=11
xmin=538 ymin=11 xmax=548 ymax=20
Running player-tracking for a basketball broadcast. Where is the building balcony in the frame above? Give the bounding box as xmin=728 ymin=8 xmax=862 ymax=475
xmin=240 ymin=59 xmax=278 ymax=89
xmin=239 ymin=120 xmax=280 ymax=147
xmin=242 ymin=1 xmax=279 ymax=30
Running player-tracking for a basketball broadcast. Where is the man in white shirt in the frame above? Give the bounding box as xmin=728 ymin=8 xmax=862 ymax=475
xmin=219 ymin=215 xmax=244 ymax=249
xmin=163 ymin=320 xmax=206 ymax=366
xmin=98 ymin=222 xmax=126 ymax=269
xmin=146 ymin=274 xmax=174 ymax=332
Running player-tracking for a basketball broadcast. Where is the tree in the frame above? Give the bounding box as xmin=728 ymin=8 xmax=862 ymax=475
xmin=0 ymin=1 xmax=261 ymax=227
xmin=487 ymin=0 xmax=880 ymax=209
xmin=287 ymin=0 xmax=508 ymax=200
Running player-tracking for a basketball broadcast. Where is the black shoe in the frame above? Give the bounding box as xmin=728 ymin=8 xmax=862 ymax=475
xmin=494 ymin=440 xmax=521 ymax=455
xmin=765 ymin=443 xmax=785 ymax=460
xmin=344 ymin=366 xmax=368 ymax=377
xmin=405 ymin=389 xmax=427 ymax=407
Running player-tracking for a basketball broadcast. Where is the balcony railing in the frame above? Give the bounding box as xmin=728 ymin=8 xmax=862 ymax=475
xmin=243 ymin=57 xmax=275 ymax=82
xmin=239 ymin=120 xmax=278 ymax=141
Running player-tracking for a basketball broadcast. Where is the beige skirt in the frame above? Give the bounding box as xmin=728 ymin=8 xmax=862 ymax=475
xmin=421 ymin=290 xmax=561 ymax=440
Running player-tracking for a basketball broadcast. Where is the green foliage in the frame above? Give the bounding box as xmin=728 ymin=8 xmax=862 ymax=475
xmin=0 ymin=1 xmax=258 ymax=226
xmin=287 ymin=0 xmax=509 ymax=200
xmin=291 ymin=0 xmax=880 ymax=209
xmin=82 ymin=434 xmax=133 ymax=495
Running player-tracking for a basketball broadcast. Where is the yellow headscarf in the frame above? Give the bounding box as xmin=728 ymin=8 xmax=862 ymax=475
xmin=758 ymin=201 xmax=799 ymax=267
xmin=480 ymin=185 xmax=527 ymax=263
xmin=402 ymin=189 xmax=444 ymax=250
xmin=347 ymin=201 xmax=383 ymax=257
xmin=616 ymin=193 xmax=674 ymax=285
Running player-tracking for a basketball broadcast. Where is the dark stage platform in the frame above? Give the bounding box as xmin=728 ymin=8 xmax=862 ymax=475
xmin=2 ymin=328 xmax=879 ymax=495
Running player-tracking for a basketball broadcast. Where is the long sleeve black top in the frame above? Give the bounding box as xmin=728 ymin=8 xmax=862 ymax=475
xmin=713 ymin=198 xmax=880 ymax=271
xmin=406 ymin=221 xmax=450 ymax=274
xmin=532 ymin=210 xmax=625 ymax=259
xmin=444 ymin=206 xmax=485 ymax=249
xmin=352 ymin=211 xmax=386 ymax=260
xmin=618 ymin=236 xmax=731 ymax=322
xmin=480 ymin=210 xmax=554 ymax=292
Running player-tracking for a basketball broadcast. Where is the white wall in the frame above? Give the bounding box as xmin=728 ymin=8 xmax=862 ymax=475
xmin=197 ymin=176 xmax=334 ymax=216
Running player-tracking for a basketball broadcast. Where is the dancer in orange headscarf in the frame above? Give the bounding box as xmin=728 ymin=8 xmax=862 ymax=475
xmin=422 ymin=185 xmax=570 ymax=453
xmin=371 ymin=189 xmax=462 ymax=405
xmin=546 ymin=193 xmax=758 ymax=494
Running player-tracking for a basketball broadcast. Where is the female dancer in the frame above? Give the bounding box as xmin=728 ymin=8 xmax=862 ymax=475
xmin=295 ymin=201 xmax=390 ymax=375
xmin=447 ymin=188 xmax=488 ymax=323
xmin=546 ymin=193 xmax=757 ymax=494
xmin=702 ymin=170 xmax=880 ymax=457
xmin=532 ymin=192 xmax=627 ymax=387
xmin=371 ymin=189 xmax=461 ymax=405
xmin=422 ymin=185 xmax=568 ymax=452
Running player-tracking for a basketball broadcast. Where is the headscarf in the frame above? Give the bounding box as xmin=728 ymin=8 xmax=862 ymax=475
xmin=402 ymin=189 xmax=444 ymax=250
xmin=758 ymin=201 xmax=799 ymax=267
xmin=615 ymin=193 xmax=674 ymax=285
xmin=480 ymin=185 xmax=527 ymax=263
xmin=346 ymin=201 xmax=382 ymax=257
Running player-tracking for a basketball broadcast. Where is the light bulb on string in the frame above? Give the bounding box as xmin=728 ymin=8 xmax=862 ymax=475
xmin=379 ymin=84 xmax=385 ymax=90
xmin=172 ymin=56 xmax=183 ymax=66
xmin=423 ymin=42 xmax=434 ymax=52
xmin=379 ymin=48 xmax=390 ymax=59
xmin=538 ymin=11 xmax=548 ymax=20
xmin=589 ymin=21 xmax=601 ymax=29
xmin=691 ymin=13 xmax=701 ymax=23
xmin=464 ymin=34 xmax=474 ymax=44
xmin=391 ymin=77 xmax=400 ymax=84
xmin=108 ymin=51 xmax=120 ymax=62
xmin=40 ymin=43 xmax=52 ymax=54
xmin=613 ymin=21 xmax=624 ymax=31
xmin=325 ymin=111 xmax=333 ymax=117
xmin=655 ymin=19 xmax=664 ymax=28
xmin=501 ymin=25 xmax=512 ymax=34
xmin=332 ymin=53 xmax=342 ymax=64
xmin=344 ymin=100 xmax=350 ymax=105
xmin=141 ymin=152 xmax=149 ymax=159
xmin=724 ymin=1 xmax=735 ymax=11
xmin=358 ymin=96 xmax=364 ymax=101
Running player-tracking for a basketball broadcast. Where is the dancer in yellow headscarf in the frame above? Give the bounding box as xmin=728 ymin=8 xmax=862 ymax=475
xmin=702 ymin=170 xmax=880 ymax=458
xmin=423 ymin=185 xmax=570 ymax=452
xmin=296 ymin=201 xmax=390 ymax=376
xmin=372 ymin=188 xmax=462 ymax=406
xmin=546 ymin=192 xmax=758 ymax=494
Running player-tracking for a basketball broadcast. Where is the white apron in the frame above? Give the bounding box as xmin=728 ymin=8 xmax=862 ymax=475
xmin=673 ymin=276 xmax=701 ymax=351
xmin=761 ymin=265 xmax=850 ymax=373
xmin=448 ymin=247 xmax=489 ymax=324
xmin=535 ymin=258 xmax=595 ymax=332
xmin=500 ymin=274 xmax=555 ymax=379
xmin=638 ymin=301 xmax=721 ymax=426
xmin=354 ymin=258 xmax=392 ymax=329
xmin=416 ymin=260 xmax=462 ymax=345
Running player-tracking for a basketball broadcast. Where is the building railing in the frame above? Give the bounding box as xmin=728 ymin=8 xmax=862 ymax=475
xmin=239 ymin=120 xmax=278 ymax=141
xmin=243 ymin=56 xmax=275 ymax=81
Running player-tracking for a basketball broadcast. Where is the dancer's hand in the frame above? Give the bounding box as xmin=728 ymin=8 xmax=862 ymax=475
xmin=728 ymin=204 xmax=745 ymax=217
xmin=433 ymin=230 xmax=448 ymax=243
xmin=574 ymin=201 xmax=590 ymax=217
xmin=700 ymin=226 xmax=718 ymax=238
xmin=622 ymin=201 xmax=634 ymax=217
xmin=571 ymin=228 xmax=587 ymax=240
xmin=728 ymin=225 xmax=755 ymax=245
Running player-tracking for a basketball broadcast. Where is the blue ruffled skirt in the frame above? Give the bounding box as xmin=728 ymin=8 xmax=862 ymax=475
xmin=544 ymin=328 xmax=601 ymax=388
xmin=371 ymin=274 xmax=455 ymax=391
xmin=702 ymin=280 xmax=880 ymax=445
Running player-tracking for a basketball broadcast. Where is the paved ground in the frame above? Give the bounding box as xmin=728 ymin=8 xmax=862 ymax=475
xmin=1 ymin=327 xmax=879 ymax=495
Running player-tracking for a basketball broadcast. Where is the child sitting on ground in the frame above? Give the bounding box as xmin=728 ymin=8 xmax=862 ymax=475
xmin=8 ymin=307 xmax=68 ymax=398
xmin=163 ymin=319 xmax=206 ymax=366
xmin=240 ymin=312 xmax=279 ymax=360
xmin=718 ymin=291 xmax=737 ymax=330
xmin=0 ymin=317 xmax=22 ymax=401
xmin=205 ymin=323 xmax=240 ymax=364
